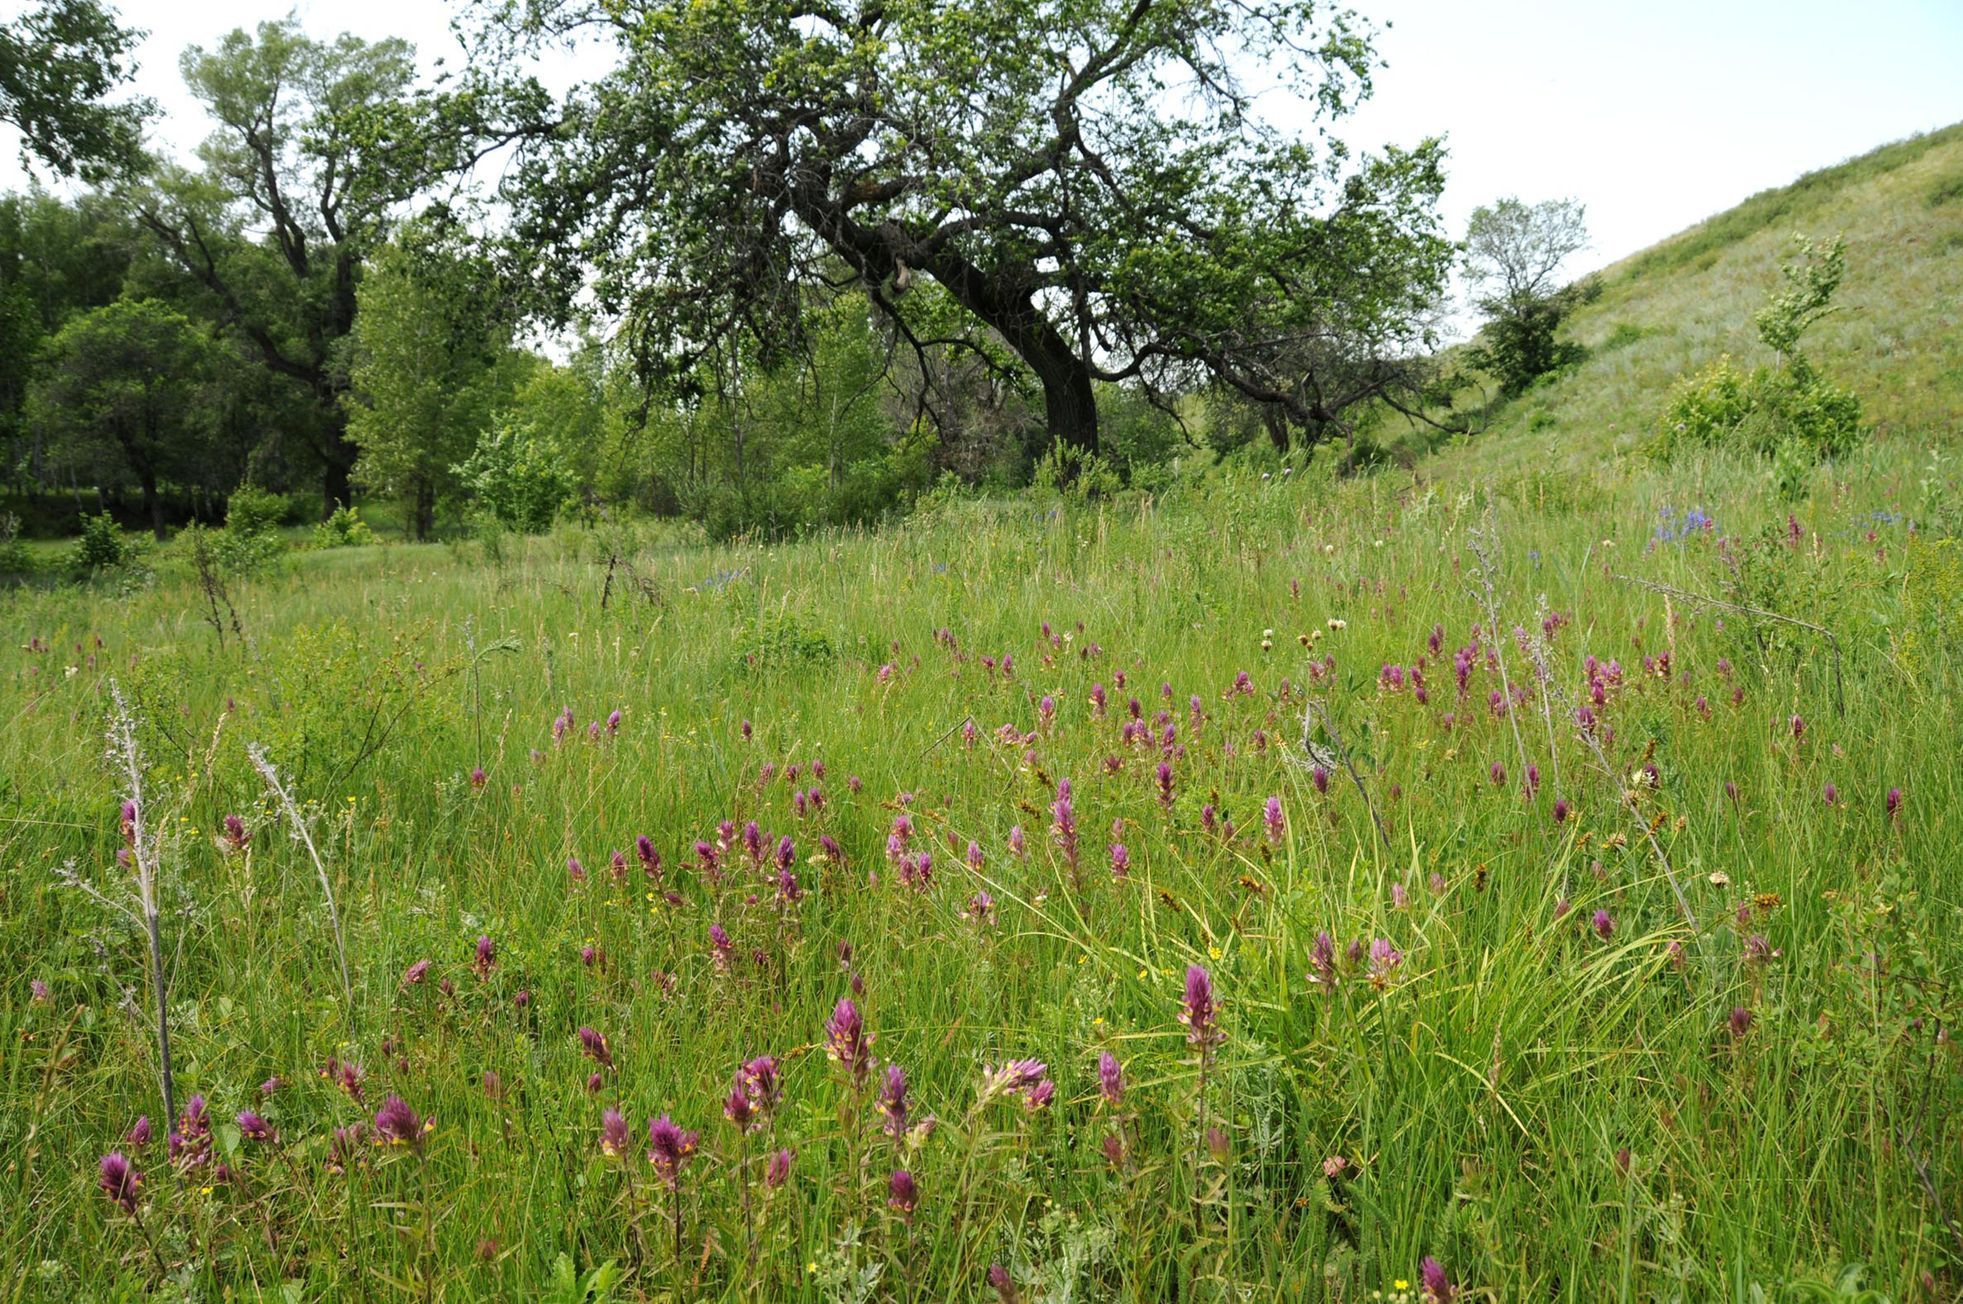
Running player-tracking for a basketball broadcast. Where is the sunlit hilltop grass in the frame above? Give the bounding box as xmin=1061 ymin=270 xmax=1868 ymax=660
xmin=4 ymin=437 xmax=1960 ymax=1300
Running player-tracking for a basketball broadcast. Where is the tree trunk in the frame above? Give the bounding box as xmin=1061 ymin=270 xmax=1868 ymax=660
xmin=322 ymin=453 xmax=354 ymax=518
xmin=140 ymin=471 xmax=165 ymax=541
xmin=1033 ymin=350 xmax=1099 ymax=459
xmin=412 ymin=476 xmax=435 ymax=541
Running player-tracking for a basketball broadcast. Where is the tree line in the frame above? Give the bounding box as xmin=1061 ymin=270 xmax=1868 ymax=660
xmin=2 ymin=0 xmax=1593 ymax=544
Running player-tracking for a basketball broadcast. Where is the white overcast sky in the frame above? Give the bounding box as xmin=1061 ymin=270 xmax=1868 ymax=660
xmin=4 ymin=0 xmax=1961 ymax=317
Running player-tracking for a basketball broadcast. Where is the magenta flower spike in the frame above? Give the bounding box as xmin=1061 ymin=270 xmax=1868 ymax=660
xmin=1592 ymin=909 xmax=1614 ymax=941
xmin=765 ymin=1147 xmax=794 ymax=1188
xmin=887 ymin=1168 xmax=919 ymax=1216
xmin=1180 ymin=965 xmax=1223 ymax=1058
xmin=600 ymin=1107 xmax=631 ymax=1159
xmin=98 ymin=1152 xmax=141 ymax=1213
xmin=825 ymin=997 xmax=873 ymax=1088
xmin=373 ymin=1094 xmax=426 ymax=1151
xmin=578 ymin=1026 xmax=614 ymax=1071
xmin=1420 ymin=1255 xmax=1455 ymax=1302
xmin=878 ymin=1063 xmax=909 ymax=1138
xmin=646 ymin=1114 xmax=700 ymax=1188
xmin=1097 ymin=1051 xmax=1124 ymax=1106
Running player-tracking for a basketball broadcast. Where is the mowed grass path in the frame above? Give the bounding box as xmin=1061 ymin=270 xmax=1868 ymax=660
xmin=2 ymin=443 xmax=1959 ymax=1300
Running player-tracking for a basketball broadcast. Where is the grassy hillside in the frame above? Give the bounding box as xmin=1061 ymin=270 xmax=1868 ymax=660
xmin=1427 ymin=122 xmax=1963 ymax=480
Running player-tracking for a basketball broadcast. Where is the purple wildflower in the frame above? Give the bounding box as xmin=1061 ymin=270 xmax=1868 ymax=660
xmin=1420 ymin=1255 xmax=1455 ymax=1302
xmin=1098 ymin=1051 xmax=1124 ymax=1106
xmin=887 ymin=1168 xmax=918 ymax=1217
xmin=600 ymin=1107 xmax=631 ymax=1159
xmin=1729 ymin=1007 xmax=1754 ymax=1039
xmin=402 ymin=958 xmax=431 ymax=987
xmin=765 ymin=1147 xmax=794 ymax=1188
xmin=474 ymin=934 xmax=495 ymax=977
xmin=578 ymin=1026 xmax=614 ymax=1071
xmin=1887 ymin=787 xmax=1902 ymax=820
xmin=825 ymin=998 xmax=873 ymax=1088
xmin=1180 ymin=965 xmax=1223 ymax=1057
xmin=1109 ymin=843 xmax=1130 ymax=879
xmin=98 ymin=1152 xmax=141 ymax=1213
xmin=126 ymin=1116 xmax=152 ymax=1147
xmin=646 ymin=1114 xmax=699 ymax=1188
xmin=1592 ymin=909 xmax=1614 ymax=941
xmin=1309 ymin=930 xmax=1338 ymax=990
xmin=372 ymin=1094 xmax=426 ymax=1150
xmin=236 ymin=1110 xmax=276 ymax=1144
xmin=878 ymin=1064 xmax=910 ymax=1139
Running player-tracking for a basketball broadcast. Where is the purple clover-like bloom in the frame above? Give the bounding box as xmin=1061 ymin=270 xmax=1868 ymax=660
xmin=1097 ymin=1051 xmax=1124 ymax=1106
xmin=887 ymin=1168 xmax=919 ymax=1216
xmin=578 ymin=1026 xmax=614 ymax=1070
xmin=1180 ymin=965 xmax=1223 ymax=1056
xmin=1309 ymin=930 xmax=1338 ymax=991
xmin=1263 ymin=795 xmax=1284 ymax=843
xmin=1312 ymin=765 xmax=1330 ymax=794
xmin=1420 ymin=1255 xmax=1455 ymax=1302
xmin=724 ymin=1083 xmax=758 ymax=1132
xmin=236 ymin=1110 xmax=276 ymax=1144
xmin=710 ymin=923 xmax=734 ymax=971
xmin=1050 ymin=781 xmax=1078 ymax=869
xmin=373 ymin=1094 xmax=426 ymax=1150
xmin=646 ymin=1114 xmax=699 ymax=1188
xmin=1109 ymin=843 xmax=1130 ymax=879
xmin=825 ymin=997 xmax=873 ymax=1088
xmin=1592 ymin=909 xmax=1614 ymax=941
xmin=765 ymin=1147 xmax=794 ymax=1188
xmin=402 ymin=958 xmax=431 ymax=987
xmin=474 ymin=934 xmax=495 ymax=977
xmin=878 ymin=1063 xmax=910 ymax=1139
xmin=1367 ymin=939 xmax=1403 ymax=989
xmin=1023 ymin=1077 xmax=1056 ymax=1112
xmin=99 ymin=1152 xmax=141 ymax=1213
xmin=1886 ymin=787 xmax=1902 ymax=820
xmin=1008 ymin=825 xmax=1026 ymax=858
xmin=600 ymin=1107 xmax=630 ymax=1159
xmin=220 ymin=813 xmax=249 ymax=852
xmin=1729 ymin=1007 xmax=1754 ymax=1039
xmin=126 ymin=1116 xmax=152 ymax=1147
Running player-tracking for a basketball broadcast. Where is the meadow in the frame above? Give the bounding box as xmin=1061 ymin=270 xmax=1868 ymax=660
xmin=3 ymin=440 xmax=1961 ymax=1301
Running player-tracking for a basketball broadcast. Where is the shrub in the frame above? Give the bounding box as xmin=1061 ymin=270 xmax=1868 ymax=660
xmin=74 ymin=512 xmax=129 ymax=571
xmin=1652 ymin=237 xmax=1865 ymax=466
xmin=313 ymin=505 xmax=378 ymax=549
xmin=456 ymin=411 xmax=577 ymax=533
xmin=224 ymin=484 xmax=289 ymax=538
xmin=0 ymin=512 xmax=27 ymax=575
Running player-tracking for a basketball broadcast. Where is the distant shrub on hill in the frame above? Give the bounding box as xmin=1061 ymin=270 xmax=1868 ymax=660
xmin=1653 ymin=235 xmax=1865 ymax=476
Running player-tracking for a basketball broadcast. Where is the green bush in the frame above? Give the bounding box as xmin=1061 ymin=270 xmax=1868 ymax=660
xmin=313 ymin=504 xmax=378 ymax=549
xmin=456 ymin=411 xmax=577 ymax=533
xmin=73 ymin=511 xmax=128 ymax=571
xmin=0 ymin=512 xmax=27 ymax=575
xmin=1653 ymin=236 xmax=1865 ymax=466
xmin=224 ymin=484 xmax=289 ymax=538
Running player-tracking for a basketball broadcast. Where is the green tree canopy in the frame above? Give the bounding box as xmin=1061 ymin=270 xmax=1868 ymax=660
xmin=27 ymin=297 xmax=219 ymax=538
xmin=133 ymin=18 xmax=465 ymax=512
xmin=472 ymin=0 xmax=1451 ymax=455
xmin=0 ymin=0 xmax=149 ymax=181
xmin=345 ymin=234 xmax=518 ymax=539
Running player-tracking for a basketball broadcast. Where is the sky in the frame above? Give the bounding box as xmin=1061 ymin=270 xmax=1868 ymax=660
xmin=4 ymin=0 xmax=1961 ymax=319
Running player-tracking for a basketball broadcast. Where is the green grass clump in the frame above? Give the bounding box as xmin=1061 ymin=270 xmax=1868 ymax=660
xmin=1 ymin=436 xmax=1958 ymax=1299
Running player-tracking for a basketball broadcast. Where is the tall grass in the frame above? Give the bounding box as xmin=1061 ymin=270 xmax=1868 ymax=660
xmin=1 ymin=442 xmax=1958 ymax=1299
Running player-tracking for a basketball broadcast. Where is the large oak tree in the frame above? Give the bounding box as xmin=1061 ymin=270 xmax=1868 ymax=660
xmin=473 ymin=0 xmax=1451 ymax=454
xmin=132 ymin=20 xmax=460 ymax=511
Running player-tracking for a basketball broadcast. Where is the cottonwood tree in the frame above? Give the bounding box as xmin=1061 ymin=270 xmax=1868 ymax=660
xmin=0 ymin=0 xmax=149 ymax=180
xmin=345 ymin=234 xmax=518 ymax=539
xmin=133 ymin=19 xmax=463 ymax=512
xmin=28 ymin=298 xmax=219 ymax=538
xmin=1463 ymin=196 xmax=1592 ymax=395
xmin=471 ymin=0 xmax=1450 ymax=455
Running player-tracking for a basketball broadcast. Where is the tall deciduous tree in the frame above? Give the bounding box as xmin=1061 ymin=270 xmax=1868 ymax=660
xmin=344 ymin=235 xmax=516 ymax=539
xmin=1463 ymin=196 xmax=1592 ymax=396
xmin=473 ymin=0 xmax=1450 ymax=455
xmin=28 ymin=298 xmax=219 ymax=538
xmin=0 ymin=0 xmax=149 ymax=181
xmin=133 ymin=19 xmax=456 ymax=512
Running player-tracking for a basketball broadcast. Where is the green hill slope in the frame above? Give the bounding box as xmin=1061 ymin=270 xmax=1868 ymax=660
xmin=1427 ymin=122 xmax=1963 ymax=479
